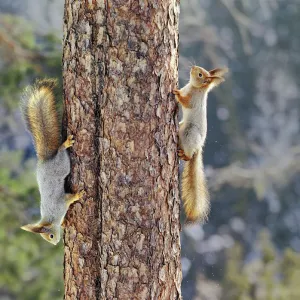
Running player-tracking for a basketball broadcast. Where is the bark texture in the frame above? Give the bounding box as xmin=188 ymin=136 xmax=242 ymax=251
xmin=63 ymin=1 xmax=181 ymax=299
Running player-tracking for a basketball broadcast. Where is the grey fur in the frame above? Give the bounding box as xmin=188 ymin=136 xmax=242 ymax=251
xmin=37 ymin=147 xmax=70 ymax=225
xmin=19 ymin=79 xmax=73 ymax=245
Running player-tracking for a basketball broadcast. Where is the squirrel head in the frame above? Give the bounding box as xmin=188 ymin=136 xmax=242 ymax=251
xmin=190 ymin=66 xmax=228 ymax=90
xmin=21 ymin=222 xmax=61 ymax=245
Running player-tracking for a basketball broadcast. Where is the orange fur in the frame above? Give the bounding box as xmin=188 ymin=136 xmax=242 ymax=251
xmin=209 ymin=67 xmax=229 ymax=77
xmin=21 ymin=222 xmax=52 ymax=233
xmin=188 ymin=66 xmax=228 ymax=90
xmin=21 ymin=79 xmax=61 ymax=161
xmin=173 ymin=89 xmax=192 ymax=108
xmin=182 ymin=151 xmax=210 ymax=222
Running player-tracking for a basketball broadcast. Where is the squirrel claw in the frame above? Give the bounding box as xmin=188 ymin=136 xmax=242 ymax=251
xmin=78 ymin=190 xmax=86 ymax=199
xmin=67 ymin=135 xmax=75 ymax=144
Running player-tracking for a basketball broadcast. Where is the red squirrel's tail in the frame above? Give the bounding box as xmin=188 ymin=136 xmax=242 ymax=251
xmin=182 ymin=150 xmax=210 ymax=222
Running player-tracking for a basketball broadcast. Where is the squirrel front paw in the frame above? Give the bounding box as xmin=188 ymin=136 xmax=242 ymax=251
xmin=173 ymin=90 xmax=192 ymax=108
xmin=63 ymin=135 xmax=75 ymax=149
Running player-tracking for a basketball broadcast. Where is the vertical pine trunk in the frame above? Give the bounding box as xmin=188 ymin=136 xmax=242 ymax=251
xmin=63 ymin=1 xmax=181 ymax=299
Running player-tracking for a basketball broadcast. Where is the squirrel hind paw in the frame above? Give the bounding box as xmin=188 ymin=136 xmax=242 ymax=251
xmin=63 ymin=135 xmax=75 ymax=149
xmin=172 ymin=89 xmax=180 ymax=95
xmin=178 ymin=149 xmax=191 ymax=161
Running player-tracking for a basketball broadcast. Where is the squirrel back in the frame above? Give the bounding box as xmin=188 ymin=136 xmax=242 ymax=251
xmin=21 ymin=79 xmax=62 ymax=161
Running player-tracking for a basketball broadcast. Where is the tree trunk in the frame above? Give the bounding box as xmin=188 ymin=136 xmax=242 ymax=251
xmin=63 ymin=1 xmax=181 ymax=299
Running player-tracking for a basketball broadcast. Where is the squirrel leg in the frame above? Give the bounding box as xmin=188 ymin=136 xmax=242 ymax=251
xmin=60 ymin=135 xmax=75 ymax=151
xmin=178 ymin=127 xmax=193 ymax=161
xmin=178 ymin=149 xmax=192 ymax=161
xmin=65 ymin=190 xmax=85 ymax=207
xmin=173 ymin=89 xmax=192 ymax=108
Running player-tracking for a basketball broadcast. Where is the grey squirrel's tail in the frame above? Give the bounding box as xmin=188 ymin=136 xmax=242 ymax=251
xmin=20 ymin=79 xmax=62 ymax=161
xmin=182 ymin=150 xmax=210 ymax=222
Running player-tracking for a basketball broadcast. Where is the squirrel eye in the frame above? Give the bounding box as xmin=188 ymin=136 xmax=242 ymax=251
xmin=198 ymin=73 xmax=203 ymax=78
xmin=50 ymin=234 xmax=54 ymax=239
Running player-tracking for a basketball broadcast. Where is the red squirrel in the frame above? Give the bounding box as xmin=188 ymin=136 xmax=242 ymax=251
xmin=20 ymin=79 xmax=85 ymax=244
xmin=173 ymin=66 xmax=228 ymax=222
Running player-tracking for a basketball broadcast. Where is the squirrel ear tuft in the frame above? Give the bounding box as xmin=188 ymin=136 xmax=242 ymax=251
xmin=209 ymin=76 xmax=225 ymax=87
xmin=21 ymin=223 xmax=51 ymax=234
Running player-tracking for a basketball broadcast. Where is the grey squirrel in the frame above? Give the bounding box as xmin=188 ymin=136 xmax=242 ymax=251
xmin=20 ymin=79 xmax=84 ymax=245
xmin=173 ymin=66 xmax=228 ymax=222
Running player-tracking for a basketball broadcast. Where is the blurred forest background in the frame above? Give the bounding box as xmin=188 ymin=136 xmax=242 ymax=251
xmin=1 ymin=0 xmax=300 ymax=299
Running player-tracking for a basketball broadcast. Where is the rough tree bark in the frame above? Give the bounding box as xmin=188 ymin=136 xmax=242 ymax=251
xmin=63 ymin=1 xmax=181 ymax=299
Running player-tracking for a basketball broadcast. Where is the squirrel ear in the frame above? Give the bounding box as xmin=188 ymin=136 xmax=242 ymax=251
xmin=21 ymin=223 xmax=51 ymax=234
xmin=209 ymin=67 xmax=229 ymax=77
xmin=208 ymin=76 xmax=225 ymax=87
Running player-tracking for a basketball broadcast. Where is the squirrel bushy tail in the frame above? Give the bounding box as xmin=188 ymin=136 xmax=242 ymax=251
xmin=21 ymin=79 xmax=61 ymax=161
xmin=182 ymin=151 xmax=210 ymax=222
